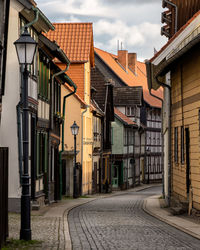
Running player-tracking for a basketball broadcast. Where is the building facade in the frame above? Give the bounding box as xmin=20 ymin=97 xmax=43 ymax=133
xmin=94 ymin=47 xmax=163 ymax=186
xmin=147 ymin=9 xmax=200 ymax=210
xmin=47 ymin=23 xmax=95 ymax=195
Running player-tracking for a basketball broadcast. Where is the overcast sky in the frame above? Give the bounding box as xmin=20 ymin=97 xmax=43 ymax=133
xmin=36 ymin=0 xmax=167 ymax=61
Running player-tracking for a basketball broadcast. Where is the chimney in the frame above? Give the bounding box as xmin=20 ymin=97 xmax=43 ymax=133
xmin=128 ymin=53 xmax=137 ymax=75
xmin=118 ymin=50 xmax=128 ymax=71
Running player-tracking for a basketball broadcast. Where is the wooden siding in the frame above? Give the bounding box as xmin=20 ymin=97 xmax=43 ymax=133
xmin=171 ymin=47 xmax=200 ymax=208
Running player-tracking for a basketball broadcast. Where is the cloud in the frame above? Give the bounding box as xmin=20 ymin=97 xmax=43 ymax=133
xmin=36 ymin=0 xmax=167 ymax=60
xmin=102 ymin=0 xmax=160 ymax=5
xmin=94 ymin=19 xmax=165 ymax=60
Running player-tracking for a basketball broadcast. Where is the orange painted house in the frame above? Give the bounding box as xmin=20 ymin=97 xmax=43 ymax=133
xmin=47 ymin=23 xmax=95 ymax=195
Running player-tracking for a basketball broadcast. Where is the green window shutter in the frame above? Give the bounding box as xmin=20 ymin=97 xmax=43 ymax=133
xmin=36 ymin=132 xmax=40 ymax=177
xmin=45 ymin=64 xmax=47 ymax=99
xmin=44 ymin=133 xmax=48 ymax=173
xmin=41 ymin=62 xmax=44 ymax=97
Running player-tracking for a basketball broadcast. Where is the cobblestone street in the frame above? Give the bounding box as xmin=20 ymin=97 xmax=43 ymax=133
xmin=68 ymin=186 xmax=200 ymax=250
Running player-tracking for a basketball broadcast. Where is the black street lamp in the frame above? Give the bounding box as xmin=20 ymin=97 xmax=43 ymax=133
xmin=146 ymin=147 xmax=151 ymax=184
xmin=14 ymin=27 xmax=37 ymax=241
xmin=70 ymin=121 xmax=79 ymax=198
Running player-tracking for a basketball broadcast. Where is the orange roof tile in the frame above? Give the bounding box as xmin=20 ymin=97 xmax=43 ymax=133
xmin=95 ymin=48 xmax=163 ymax=108
xmin=114 ymin=108 xmax=137 ymax=126
xmin=150 ymin=10 xmax=200 ymax=62
xmin=46 ymin=23 xmax=94 ymax=66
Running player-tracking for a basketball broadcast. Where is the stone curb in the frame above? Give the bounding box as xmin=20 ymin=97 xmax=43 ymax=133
xmin=143 ymin=195 xmax=200 ymax=241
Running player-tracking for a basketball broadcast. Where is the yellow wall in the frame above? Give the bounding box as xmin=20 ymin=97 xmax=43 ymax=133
xmin=171 ymin=47 xmax=200 ymax=210
xmin=82 ymin=62 xmax=93 ymax=194
xmin=60 ymin=85 xmax=82 ymax=164
xmin=59 ymin=61 xmax=93 ymax=195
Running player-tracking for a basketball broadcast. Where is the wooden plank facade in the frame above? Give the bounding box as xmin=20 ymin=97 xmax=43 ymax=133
xmin=171 ymin=46 xmax=200 ymax=210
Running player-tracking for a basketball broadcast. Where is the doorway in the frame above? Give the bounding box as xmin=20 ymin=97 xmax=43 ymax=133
xmin=185 ymin=128 xmax=190 ymax=194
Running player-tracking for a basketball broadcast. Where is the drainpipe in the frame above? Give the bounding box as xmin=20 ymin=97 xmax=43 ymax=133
xmin=81 ymin=105 xmax=89 ymax=195
xmin=164 ymin=0 xmax=178 ymax=34
xmin=23 ymin=7 xmax=39 ymax=31
xmin=16 ymin=102 xmax=23 ymax=185
xmin=53 ymin=59 xmax=76 ymax=200
xmin=59 ymin=81 xmax=76 ymax=199
xmin=148 ymin=89 xmax=164 ymax=196
xmin=156 ymin=75 xmax=171 ymax=206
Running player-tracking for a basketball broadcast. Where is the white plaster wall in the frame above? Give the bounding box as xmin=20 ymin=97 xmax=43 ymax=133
xmin=0 ymin=0 xmax=23 ymax=199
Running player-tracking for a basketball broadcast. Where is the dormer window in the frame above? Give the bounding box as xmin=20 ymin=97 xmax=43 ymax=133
xmin=126 ymin=106 xmax=135 ymax=116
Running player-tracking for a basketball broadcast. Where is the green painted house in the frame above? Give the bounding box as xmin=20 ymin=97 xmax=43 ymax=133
xmin=112 ymin=108 xmax=137 ymax=189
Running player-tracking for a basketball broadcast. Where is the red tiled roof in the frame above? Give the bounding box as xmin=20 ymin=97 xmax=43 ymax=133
xmin=114 ymin=108 xmax=137 ymax=126
xmin=46 ymin=23 xmax=94 ymax=66
xmin=150 ymin=10 xmax=200 ymax=62
xmin=95 ymin=48 xmax=163 ymax=108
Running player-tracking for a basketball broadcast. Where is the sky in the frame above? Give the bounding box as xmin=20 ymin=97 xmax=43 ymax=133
xmin=36 ymin=0 xmax=167 ymax=61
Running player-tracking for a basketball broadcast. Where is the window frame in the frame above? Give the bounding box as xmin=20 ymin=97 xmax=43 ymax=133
xmin=174 ymin=127 xmax=178 ymax=164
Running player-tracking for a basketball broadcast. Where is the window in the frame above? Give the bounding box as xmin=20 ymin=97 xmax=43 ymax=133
xmin=37 ymin=131 xmax=48 ymax=176
xmin=124 ymin=129 xmax=128 ymax=145
xmin=131 ymin=107 xmax=135 ymax=116
xmin=174 ymin=127 xmax=178 ymax=163
xmin=111 ymin=127 xmax=114 ymax=145
xmin=181 ymin=126 xmax=184 ymax=164
xmin=126 ymin=106 xmax=135 ymax=116
xmin=128 ymin=129 xmax=134 ymax=145
xmin=126 ymin=107 xmax=130 ymax=116
xmin=53 ymin=80 xmax=61 ymax=115
xmin=39 ymin=54 xmax=50 ymax=101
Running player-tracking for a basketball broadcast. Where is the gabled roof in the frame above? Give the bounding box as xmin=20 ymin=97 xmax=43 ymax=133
xmin=114 ymin=108 xmax=137 ymax=126
xmin=113 ymin=86 xmax=142 ymax=106
xmin=95 ymin=48 xmax=162 ymax=108
xmin=46 ymin=23 xmax=95 ymax=66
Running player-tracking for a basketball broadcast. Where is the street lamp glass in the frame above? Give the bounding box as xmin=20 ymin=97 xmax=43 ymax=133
xmin=71 ymin=121 xmax=79 ymax=135
xmin=14 ymin=27 xmax=37 ymax=65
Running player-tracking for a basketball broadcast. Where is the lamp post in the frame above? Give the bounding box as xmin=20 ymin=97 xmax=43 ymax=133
xmin=70 ymin=121 xmax=79 ymax=198
xmin=14 ymin=27 xmax=37 ymax=241
xmin=146 ymin=147 xmax=150 ymax=184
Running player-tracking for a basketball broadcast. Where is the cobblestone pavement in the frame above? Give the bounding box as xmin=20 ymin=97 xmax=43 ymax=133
xmin=68 ymin=186 xmax=200 ymax=250
xmin=9 ymin=213 xmax=66 ymax=249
